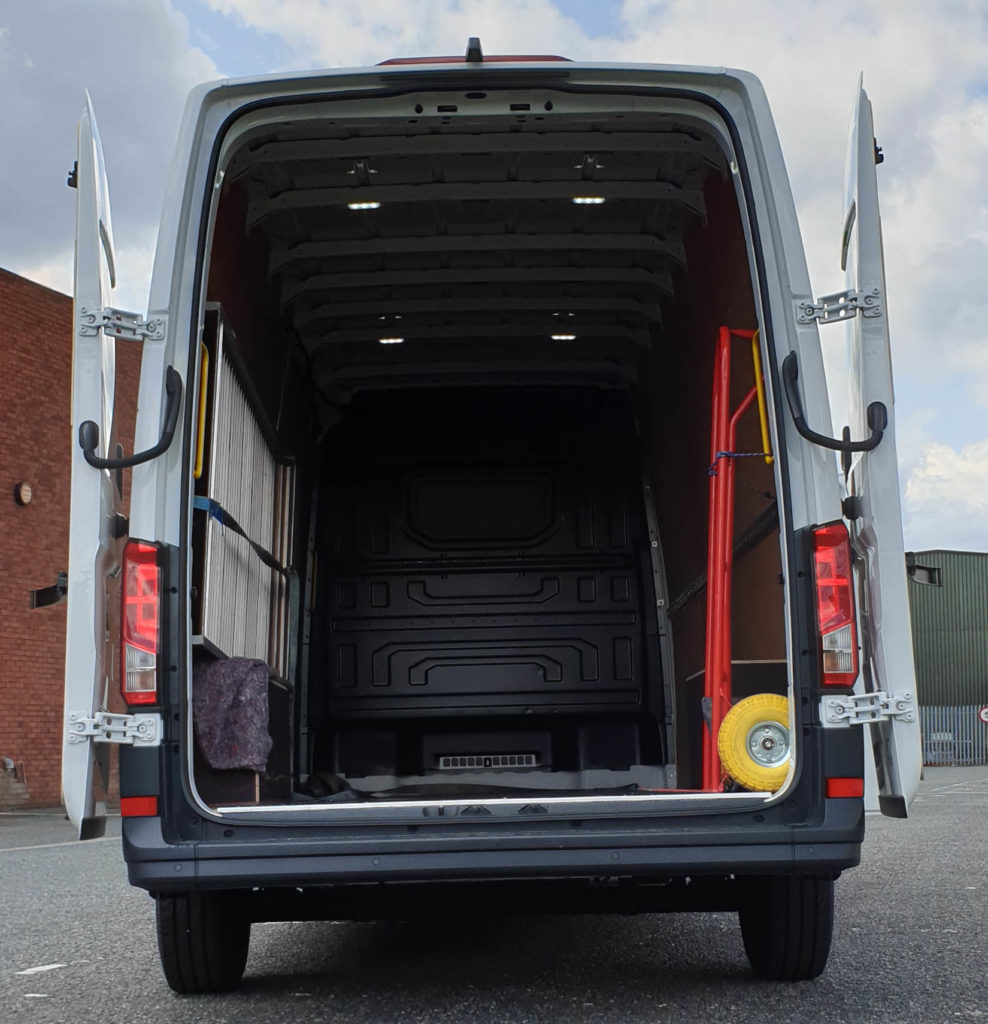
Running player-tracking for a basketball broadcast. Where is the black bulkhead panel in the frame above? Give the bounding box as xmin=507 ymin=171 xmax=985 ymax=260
xmin=313 ymin=387 xmax=662 ymax=721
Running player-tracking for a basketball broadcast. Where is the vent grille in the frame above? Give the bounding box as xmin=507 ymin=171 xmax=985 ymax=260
xmin=437 ymin=753 xmax=539 ymax=770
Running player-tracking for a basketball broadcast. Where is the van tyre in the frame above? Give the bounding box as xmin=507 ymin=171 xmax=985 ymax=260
xmin=155 ymin=892 xmax=250 ymax=993
xmin=738 ymin=875 xmax=834 ymax=980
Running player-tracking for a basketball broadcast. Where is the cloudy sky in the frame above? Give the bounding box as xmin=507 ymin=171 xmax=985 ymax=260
xmin=1 ymin=0 xmax=985 ymax=552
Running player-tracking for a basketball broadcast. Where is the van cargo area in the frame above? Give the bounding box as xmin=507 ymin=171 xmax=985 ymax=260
xmin=188 ymin=96 xmax=786 ymax=812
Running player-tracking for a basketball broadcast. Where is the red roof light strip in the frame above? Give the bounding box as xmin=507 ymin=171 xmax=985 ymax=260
xmin=378 ymin=55 xmax=570 ymax=65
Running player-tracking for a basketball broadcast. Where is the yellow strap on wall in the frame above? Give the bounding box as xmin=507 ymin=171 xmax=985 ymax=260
xmin=751 ymin=330 xmax=774 ymax=465
xmin=193 ymin=342 xmax=209 ymax=480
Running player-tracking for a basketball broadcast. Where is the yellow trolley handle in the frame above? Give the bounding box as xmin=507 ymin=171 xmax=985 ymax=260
xmin=193 ymin=342 xmax=209 ymax=480
xmin=750 ymin=330 xmax=774 ymax=465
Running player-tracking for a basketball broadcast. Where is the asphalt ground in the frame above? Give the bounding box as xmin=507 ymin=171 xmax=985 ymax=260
xmin=0 ymin=765 xmax=985 ymax=1023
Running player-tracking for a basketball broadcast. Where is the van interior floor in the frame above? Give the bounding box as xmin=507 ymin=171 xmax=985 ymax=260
xmin=299 ymin=770 xmax=670 ymax=802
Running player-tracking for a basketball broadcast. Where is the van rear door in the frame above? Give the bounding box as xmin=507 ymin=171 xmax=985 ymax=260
xmin=62 ymin=94 xmax=123 ymax=839
xmin=841 ymin=78 xmax=923 ymax=817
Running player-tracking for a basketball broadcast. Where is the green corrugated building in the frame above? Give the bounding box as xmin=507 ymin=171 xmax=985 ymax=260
xmin=905 ymin=549 xmax=988 ymax=764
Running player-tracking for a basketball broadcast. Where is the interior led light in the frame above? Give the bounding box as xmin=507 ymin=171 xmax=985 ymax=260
xmin=347 ymin=201 xmax=382 ymax=210
xmin=379 ymin=337 xmax=405 ymax=345
xmin=571 ymin=196 xmax=605 ymax=205
xmin=551 ymin=333 xmax=577 ymax=341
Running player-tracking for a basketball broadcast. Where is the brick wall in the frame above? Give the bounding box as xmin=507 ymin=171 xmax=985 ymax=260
xmin=0 ymin=267 xmax=141 ymax=809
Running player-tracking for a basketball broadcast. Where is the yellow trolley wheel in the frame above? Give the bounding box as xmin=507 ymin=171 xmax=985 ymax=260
xmin=717 ymin=693 xmax=791 ymax=791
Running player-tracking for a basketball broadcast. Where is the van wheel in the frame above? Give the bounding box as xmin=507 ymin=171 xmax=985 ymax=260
xmin=155 ymin=892 xmax=250 ymax=993
xmin=738 ymin=875 xmax=834 ymax=980
xmin=718 ymin=693 xmax=790 ymax=791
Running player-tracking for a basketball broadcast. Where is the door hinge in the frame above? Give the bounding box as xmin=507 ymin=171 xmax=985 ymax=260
xmin=821 ymin=691 xmax=916 ymax=727
xmin=796 ymin=288 xmax=883 ymax=325
xmin=78 ymin=307 xmax=167 ymax=343
xmin=66 ymin=710 xmax=162 ymax=747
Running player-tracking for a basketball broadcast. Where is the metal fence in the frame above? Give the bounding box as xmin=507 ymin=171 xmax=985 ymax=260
xmin=921 ymin=705 xmax=988 ymax=766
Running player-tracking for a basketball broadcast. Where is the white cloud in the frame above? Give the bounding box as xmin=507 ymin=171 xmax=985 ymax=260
xmin=15 ymin=251 xmax=72 ymax=302
xmin=203 ymin=0 xmax=598 ymax=68
xmin=605 ymin=2 xmax=988 ymax=404
xmin=895 ymin=406 xmax=939 ymax=483
xmin=197 ymin=1 xmax=988 ymax=411
xmin=904 ymin=439 xmax=988 ymax=552
xmin=0 ymin=1 xmax=218 ymax=310
xmin=4 ymin=0 xmax=985 ymax=553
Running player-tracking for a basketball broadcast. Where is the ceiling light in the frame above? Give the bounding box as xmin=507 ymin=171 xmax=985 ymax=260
xmin=571 ymin=196 xmax=605 ymax=205
xmin=551 ymin=333 xmax=577 ymax=341
xmin=379 ymin=337 xmax=404 ymax=345
xmin=347 ymin=201 xmax=381 ymax=210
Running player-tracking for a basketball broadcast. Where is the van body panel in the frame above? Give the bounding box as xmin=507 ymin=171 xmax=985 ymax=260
xmin=63 ymin=95 xmax=121 ymax=839
xmin=841 ymin=80 xmax=922 ymax=812
xmin=123 ymin=785 xmax=864 ymax=894
xmin=65 ymin=57 xmax=917 ymax=987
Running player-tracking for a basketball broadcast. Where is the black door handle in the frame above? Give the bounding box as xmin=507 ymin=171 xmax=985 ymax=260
xmin=79 ymin=366 xmax=183 ymax=471
xmin=782 ymin=351 xmax=886 ymax=455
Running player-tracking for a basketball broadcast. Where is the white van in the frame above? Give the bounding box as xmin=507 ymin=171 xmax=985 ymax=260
xmin=63 ymin=42 xmax=921 ymax=991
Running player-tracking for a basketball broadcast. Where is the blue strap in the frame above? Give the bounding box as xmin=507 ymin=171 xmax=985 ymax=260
xmin=193 ymin=495 xmax=283 ymax=575
xmin=192 ymin=496 xmax=224 ymax=524
xmin=193 ymin=493 xmax=301 ymax=681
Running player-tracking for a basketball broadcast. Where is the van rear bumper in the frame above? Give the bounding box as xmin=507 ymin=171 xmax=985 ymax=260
xmin=122 ymin=801 xmax=864 ymax=895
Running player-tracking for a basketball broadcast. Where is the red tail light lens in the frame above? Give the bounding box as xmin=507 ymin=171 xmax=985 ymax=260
xmin=122 ymin=541 xmax=160 ymax=705
xmin=812 ymin=523 xmax=859 ymax=689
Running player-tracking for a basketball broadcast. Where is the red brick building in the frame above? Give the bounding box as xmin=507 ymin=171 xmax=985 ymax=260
xmin=0 ymin=267 xmax=140 ymax=808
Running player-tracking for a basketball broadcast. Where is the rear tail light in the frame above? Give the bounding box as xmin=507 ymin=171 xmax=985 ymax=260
xmin=122 ymin=541 xmax=160 ymax=705
xmin=812 ymin=523 xmax=859 ymax=688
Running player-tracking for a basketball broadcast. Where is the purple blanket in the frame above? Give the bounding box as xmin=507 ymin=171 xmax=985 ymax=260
xmin=193 ymin=658 xmax=273 ymax=772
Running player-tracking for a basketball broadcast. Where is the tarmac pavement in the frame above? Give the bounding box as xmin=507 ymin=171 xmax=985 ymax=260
xmin=1 ymin=765 xmax=985 ymax=1023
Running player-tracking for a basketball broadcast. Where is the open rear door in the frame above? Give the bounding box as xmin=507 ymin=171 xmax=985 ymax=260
xmin=842 ymin=78 xmax=922 ymax=817
xmin=62 ymin=94 xmax=121 ymax=839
